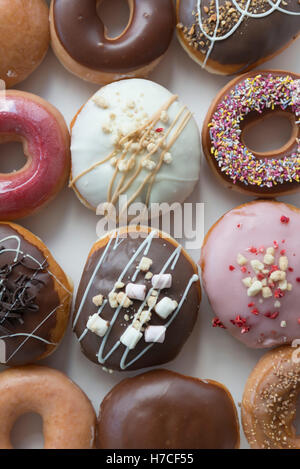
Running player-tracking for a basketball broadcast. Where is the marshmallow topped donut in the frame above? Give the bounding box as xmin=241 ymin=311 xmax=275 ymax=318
xmin=50 ymin=0 xmax=175 ymax=85
xmin=97 ymin=369 xmax=240 ymax=449
xmin=0 ymin=0 xmax=49 ymax=88
xmin=200 ymin=200 xmax=300 ymax=349
xmin=73 ymin=226 xmax=201 ymax=372
xmin=176 ymin=0 xmax=300 ymax=75
xmin=70 ymin=79 xmax=201 ymax=215
xmin=202 ymin=71 xmax=300 ymax=197
xmin=0 ymin=222 xmax=72 ymax=366
xmin=0 ymin=90 xmax=71 ymax=221
xmin=0 ymin=366 xmax=96 ymax=449
xmin=242 ymin=346 xmax=300 ymax=449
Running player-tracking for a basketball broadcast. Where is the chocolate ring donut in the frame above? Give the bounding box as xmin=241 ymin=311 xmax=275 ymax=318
xmin=202 ymin=70 xmax=300 ymax=197
xmin=97 ymin=369 xmax=240 ymax=449
xmin=50 ymin=0 xmax=175 ymax=84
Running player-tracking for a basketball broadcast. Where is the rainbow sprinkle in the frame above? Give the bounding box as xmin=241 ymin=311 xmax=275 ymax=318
xmin=208 ymin=74 xmax=300 ymax=188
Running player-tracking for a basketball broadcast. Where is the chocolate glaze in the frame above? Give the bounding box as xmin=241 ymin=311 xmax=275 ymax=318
xmin=74 ymin=231 xmax=200 ymax=371
xmin=178 ymin=0 xmax=300 ymax=69
xmin=203 ymin=70 xmax=300 ymax=195
xmin=97 ymin=369 xmax=240 ymax=449
xmin=0 ymin=224 xmax=60 ymax=366
xmin=53 ymin=0 xmax=175 ymax=73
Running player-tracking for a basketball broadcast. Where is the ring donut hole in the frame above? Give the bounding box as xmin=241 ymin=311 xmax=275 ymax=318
xmin=0 ymin=139 xmax=28 ymax=174
xmin=241 ymin=109 xmax=297 ymax=159
xmin=96 ymin=0 xmax=131 ymax=39
xmin=10 ymin=412 xmax=44 ymax=449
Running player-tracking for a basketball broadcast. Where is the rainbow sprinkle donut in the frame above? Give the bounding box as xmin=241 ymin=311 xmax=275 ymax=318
xmin=202 ymin=71 xmax=300 ymax=196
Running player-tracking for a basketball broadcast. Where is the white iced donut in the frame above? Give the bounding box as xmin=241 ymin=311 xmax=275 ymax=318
xmin=70 ymin=79 xmax=201 ymax=215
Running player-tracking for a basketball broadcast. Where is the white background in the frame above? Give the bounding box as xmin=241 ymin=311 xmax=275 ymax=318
xmin=1 ymin=0 xmax=299 ymax=449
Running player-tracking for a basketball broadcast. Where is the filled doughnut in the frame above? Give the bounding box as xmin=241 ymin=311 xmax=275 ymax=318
xmin=0 ymin=90 xmax=71 ymax=221
xmin=176 ymin=0 xmax=300 ymax=75
xmin=0 ymin=366 xmax=96 ymax=449
xmin=73 ymin=226 xmax=201 ymax=371
xmin=70 ymin=79 xmax=201 ymax=215
xmin=202 ymin=71 xmax=300 ymax=197
xmin=97 ymin=369 xmax=240 ymax=449
xmin=50 ymin=0 xmax=175 ymax=85
xmin=200 ymin=200 xmax=300 ymax=349
xmin=0 ymin=222 xmax=72 ymax=366
xmin=0 ymin=0 xmax=49 ymax=88
xmin=242 ymin=346 xmax=300 ymax=449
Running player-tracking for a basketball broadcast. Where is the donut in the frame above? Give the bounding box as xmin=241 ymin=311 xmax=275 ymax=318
xmin=176 ymin=0 xmax=300 ymax=75
xmin=0 ymin=0 xmax=49 ymax=88
xmin=0 ymin=222 xmax=72 ymax=366
xmin=242 ymin=346 xmax=300 ymax=449
xmin=73 ymin=226 xmax=201 ymax=372
xmin=0 ymin=90 xmax=71 ymax=221
xmin=50 ymin=0 xmax=175 ymax=85
xmin=202 ymin=71 xmax=300 ymax=197
xmin=0 ymin=365 xmax=96 ymax=449
xmin=200 ymin=200 xmax=300 ymax=349
xmin=69 ymin=79 xmax=201 ymax=216
xmin=97 ymin=369 xmax=240 ymax=449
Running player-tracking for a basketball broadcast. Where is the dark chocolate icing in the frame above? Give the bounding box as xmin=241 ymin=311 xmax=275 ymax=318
xmin=178 ymin=0 xmax=300 ymax=69
xmin=53 ymin=0 xmax=175 ymax=73
xmin=0 ymin=224 xmax=60 ymax=366
xmin=73 ymin=230 xmax=201 ymax=371
xmin=97 ymin=369 xmax=240 ymax=449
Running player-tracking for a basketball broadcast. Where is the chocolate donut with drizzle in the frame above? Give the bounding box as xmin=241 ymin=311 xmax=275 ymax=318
xmin=0 ymin=223 xmax=72 ymax=366
xmin=177 ymin=0 xmax=300 ymax=75
xmin=50 ymin=0 xmax=175 ymax=85
xmin=73 ymin=226 xmax=201 ymax=371
xmin=70 ymin=79 xmax=201 ymax=216
xmin=97 ymin=369 xmax=240 ymax=449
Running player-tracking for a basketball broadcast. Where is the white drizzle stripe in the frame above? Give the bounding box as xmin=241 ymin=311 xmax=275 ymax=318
xmin=196 ymin=0 xmax=299 ymax=66
xmin=0 ymin=333 xmax=57 ymax=346
xmin=95 ymin=230 xmax=157 ymax=363
xmin=120 ymin=274 xmax=199 ymax=369
xmin=0 ymin=236 xmax=21 ymax=262
xmin=72 ymin=234 xmax=116 ymax=328
xmin=4 ymin=301 xmax=65 ymax=364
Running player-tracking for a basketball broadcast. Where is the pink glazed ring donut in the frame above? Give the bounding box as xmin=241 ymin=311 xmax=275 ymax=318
xmin=0 ymin=90 xmax=70 ymax=220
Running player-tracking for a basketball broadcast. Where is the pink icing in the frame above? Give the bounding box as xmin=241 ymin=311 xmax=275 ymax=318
xmin=0 ymin=93 xmax=69 ymax=219
xmin=201 ymin=201 xmax=300 ymax=348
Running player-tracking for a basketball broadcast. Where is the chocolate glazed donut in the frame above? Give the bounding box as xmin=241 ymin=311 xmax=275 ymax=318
xmin=50 ymin=0 xmax=175 ymax=84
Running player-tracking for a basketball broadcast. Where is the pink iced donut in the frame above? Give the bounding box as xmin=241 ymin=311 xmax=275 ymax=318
xmin=0 ymin=90 xmax=70 ymax=220
xmin=200 ymin=200 xmax=300 ymax=348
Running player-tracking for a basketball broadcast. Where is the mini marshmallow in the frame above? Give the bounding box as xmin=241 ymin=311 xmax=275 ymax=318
xmin=152 ymin=274 xmax=172 ymax=290
xmin=120 ymin=325 xmax=143 ymax=350
xmin=155 ymin=297 xmax=177 ymax=319
xmin=125 ymin=283 xmax=146 ymax=301
xmin=145 ymin=325 xmax=166 ymax=343
xmin=86 ymin=314 xmax=109 ymax=337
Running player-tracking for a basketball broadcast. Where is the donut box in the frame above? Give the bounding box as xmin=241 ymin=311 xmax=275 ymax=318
xmin=0 ymin=0 xmax=299 ymax=450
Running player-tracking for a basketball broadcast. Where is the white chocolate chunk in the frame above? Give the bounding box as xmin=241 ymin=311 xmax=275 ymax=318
xmin=270 ymin=270 xmax=286 ymax=282
xmin=266 ymin=247 xmax=275 ymax=255
xmin=278 ymin=279 xmax=287 ymax=291
xmin=93 ymin=95 xmax=109 ymax=109
xmin=163 ymin=152 xmax=172 ymax=164
xmin=116 ymin=292 xmax=133 ymax=308
xmin=145 ymin=325 xmax=166 ymax=343
xmin=108 ymin=292 xmax=118 ymax=308
xmin=263 ymin=253 xmax=275 ymax=265
xmin=139 ymin=310 xmax=152 ymax=325
xmin=147 ymin=296 xmax=157 ymax=308
xmin=114 ymin=282 xmax=124 ymax=290
xmin=152 ymin=274 xmax=172 ymax=290
xmin=262 ymin=287 xmax=272 ymax=298
xmin=155 ymin=297 xmax=177 ymax=319
xmin=280 ymin=321 xmax=287 ymax=328
xmin=120 ymin=326 xmax=143 ymax=349
xmin=86 ymin=314 xmax=109 ymax=337
xmin=287 ymin=283 xmax=293 ymax=291
xmin=247 ymin=280 xmax=263 ymax=297
xmin=92 ymin=294 xmax=103 ymax=307
xmin=125 ymin=283 xmax=146 ymax=301
xmin=250 ymin=259 xmax=264 ymax=272
xmin=242 ymin=277 xmax=252 ymax=288
xmin=279 ymin=256 xmax=288 ymax=271
xmin=145 ymin=271 xmax=153 ymax=280
xmin=237 ymin=253 xmax=247 ymax=266
xmin=138 ymin=257 xmax=153 ymax=272
xmin=274 ymin=300 xmax=281 ymax=308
